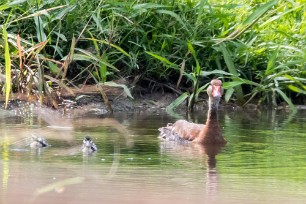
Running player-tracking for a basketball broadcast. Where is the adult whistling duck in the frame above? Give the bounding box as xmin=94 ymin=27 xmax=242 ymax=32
xmin=159 ymin=79 xmax=226 ymax=145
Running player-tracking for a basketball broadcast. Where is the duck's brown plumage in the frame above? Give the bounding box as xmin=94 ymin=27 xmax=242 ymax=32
xmin=159 ymin=79 xmax=227 ymax=145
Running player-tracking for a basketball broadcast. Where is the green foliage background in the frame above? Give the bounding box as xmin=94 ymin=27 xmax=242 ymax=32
xmin=0 ymin=0 xmax=305 ymax=109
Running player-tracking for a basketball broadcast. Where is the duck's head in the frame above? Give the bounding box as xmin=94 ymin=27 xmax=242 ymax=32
xmin=30 ymin=136 xmax=49 ymax=148
xmin=82 ymin=136 xmax=98 ymax=153
xmin=207 ymin=79 xmax=223 ymax=109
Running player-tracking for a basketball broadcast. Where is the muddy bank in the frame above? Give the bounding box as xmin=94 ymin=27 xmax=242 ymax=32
xmin=1 ymin=86 xmax=305 ymax=117
xmin=0 ymin=92 xmax=181 ymax=117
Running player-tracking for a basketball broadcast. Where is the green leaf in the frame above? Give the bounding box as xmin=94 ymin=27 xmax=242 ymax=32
xmin=100 ymin=53 xmax=107 ymax=83
xmin=287 ymin=85 xmax=306 ymax=94
xmin=34 ymin=16 xmax=47 ymax=42
xmin=0 ymin=4 xmax=10 ymax=11
xmin=54 ymin=31 xmax=67 ymax=42
xmin=8 ymin=0 xmax=27 ymax=6
xmin=225 ymin=88 xmax=235 ymax=102
xmin=217 ymin=44 xmax=245 ymax=104
xmin=260 ymin=3 xmax=304 ymax=27
xmin=133 ymin=3 xmax=166 ymax=10
xmin=87 ymin=30 xmax=100 ymax=56
xmin=48 ymin=61 xmax=60 ymax=75
xmin=72 ymin=50 xmax=119 ymax=72
xmin=187 ymin=42 xmax=201 ymax=74
xmin=201 ymin=70 xmax=233 ymax=77
xmin=217 ymin=44 xmax=239 ymax=76
xmin=222 ymin=81 xmax=244 ymax=89
xmin=242 ymin=0 xmax=278 ymax=26
xmin=265 ymin=48 xmax=279 ymax=76
xmin=166 ymin=92 xmax=189 ymax=112
xmin=104 ymin=81 xmax=134 ymax=99
xmin=156 ymin=9 xmax=187 ymax=29
xmin=82 ymin=38 xmax=130 ymax=57
xmin=274 ymin=88 xmax=297 ymax=112
xmin=145 ymin=51 xmax=178 ymax=68
xmin=215 ymin=0 xmax=277 ymax=44
xmin=53 ymin=5 xmax=76 ymax=21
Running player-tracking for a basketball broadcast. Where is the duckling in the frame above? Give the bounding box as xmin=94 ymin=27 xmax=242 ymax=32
xmin=82 ymin=136 xmax=98 ymax=153
xmin=30 ymin=136 xmax=49 ymax=149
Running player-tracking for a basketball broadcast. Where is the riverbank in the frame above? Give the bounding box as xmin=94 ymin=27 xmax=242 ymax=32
xmin=2 ymin=88 xmax=305 ymax=119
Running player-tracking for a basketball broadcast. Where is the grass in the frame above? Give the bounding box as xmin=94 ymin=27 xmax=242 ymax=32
xmin=0 ymin=0 xmax=305 ymax=111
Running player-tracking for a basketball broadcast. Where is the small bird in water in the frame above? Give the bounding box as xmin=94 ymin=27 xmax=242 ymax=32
xmin=30 ymin=136 xmax=49 ymax=149
xmin=82 ymin=136 xmax=98 ymax=153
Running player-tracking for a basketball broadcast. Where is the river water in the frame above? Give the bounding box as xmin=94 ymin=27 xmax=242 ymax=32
xmin=0 ymin=106 xmax=306 ymax=204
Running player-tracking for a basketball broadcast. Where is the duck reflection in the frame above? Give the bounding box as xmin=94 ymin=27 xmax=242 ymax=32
xmin=159 ymin=131 xmax=225 ymax=198
xmin=198 ymin=143 xmax=225 ymax=198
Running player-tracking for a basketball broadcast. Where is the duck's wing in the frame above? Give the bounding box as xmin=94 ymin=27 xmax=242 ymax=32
xmin=90 ymin=144 xmax=98 ymax=151
xmin=159 ymin=120 xmax=204 ymax=142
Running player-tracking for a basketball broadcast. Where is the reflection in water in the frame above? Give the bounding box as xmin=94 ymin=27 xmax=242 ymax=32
xmin=106 ymin=142 xmax=121 ymax=178
xmin=1 ymin=108 xmax=306 ymax=204
xmin=160 ymin=129 xmax=226 ymax=200
xmin=1 ymin=134 xmax=9 ymax=204
xmin=30 ymin=177 xmax=85 ymax=202
xmin=200 ymin=143 xmax=224 ymax=199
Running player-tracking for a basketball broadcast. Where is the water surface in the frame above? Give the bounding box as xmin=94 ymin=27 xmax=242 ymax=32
xmin=0 ymin=107 xmax=306 ymax=204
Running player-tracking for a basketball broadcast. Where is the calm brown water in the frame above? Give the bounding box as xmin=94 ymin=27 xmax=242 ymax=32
xmin=0 ymin=107 xmax=306 ymax=204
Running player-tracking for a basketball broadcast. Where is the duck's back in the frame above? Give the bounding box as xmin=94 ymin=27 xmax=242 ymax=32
xmin=159 ymin=119 xmax=204 ymax=142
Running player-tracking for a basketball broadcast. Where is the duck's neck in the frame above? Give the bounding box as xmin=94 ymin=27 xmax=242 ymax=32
xmin=197 ymin=98 xmax=225 ymax=144
xmin=207 ymin=106 xmax=218 ymax=122
xmin=206 ymin=97 xmax=219 ymax=123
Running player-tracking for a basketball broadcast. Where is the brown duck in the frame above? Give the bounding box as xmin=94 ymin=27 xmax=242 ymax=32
xmin=159 ymin=79 xmax=227 ymax=145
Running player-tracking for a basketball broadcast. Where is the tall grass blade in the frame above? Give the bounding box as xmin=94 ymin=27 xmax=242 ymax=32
xmin=260 ymin=3 xmax=305 ymax=27
xmin=274 ymin=88 xmax=297 ymax=112
xmin=201 ymin=69 xmax=233 ymax=77
xmin=156 ymin=10 xmax=187 ymax=29
xmin=72 ymin=52 xmax=119 ymax=72
xmin=34 ymin=16 xmax=47 ymax=42
xmin=242 ymin=0 xmax=278 ymax=26
xmin=3 ymin=26 xmax=11 ymax=109
xmin=187 ymin=42 xmax=200 ymax=74
xmin=36 ymin=55 xmax=44 ymax=105
xmin=225 ymin=88 xmax=235 ymax=103
xmin=82 ymin=38 xmax=130 ymax=57
xmin=104 ymin=81 xmax=134 ymax=99
xmin=166 ymin=92 xmax=189 ymax=112
xmin=287 ymin=85 xmax=306 ymax=94
xmin=218 ymin=44 xmax=245 ymax=104
xmin=216 ymin=0 xmax=277 ymax=44
xmin=16 ymin=33 xmax=24 ymax=70
xmin=145 ymin=51 xmax=178 ymax=68
xmin=132 ymin=3 xmax=166 ymax=10
xmin=60 ymin=37 xmax=75 ymax=79
xmin=100 ymin=53 xmax=108 ymax=83
xmin=14 ymin=5 xmax=67 ymax=22
xmin=265 ymin=48 xmax=279 ymax=76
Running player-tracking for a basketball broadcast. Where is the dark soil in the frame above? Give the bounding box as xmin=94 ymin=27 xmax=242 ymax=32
xmin=1 ymin=89 xmax=305 ymax=117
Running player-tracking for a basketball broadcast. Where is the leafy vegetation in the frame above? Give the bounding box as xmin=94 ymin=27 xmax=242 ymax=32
xmin=0 ymin=0 xmax=305 ymax=111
